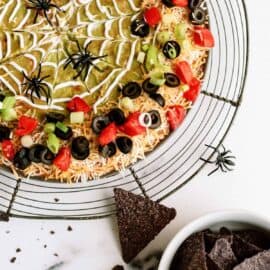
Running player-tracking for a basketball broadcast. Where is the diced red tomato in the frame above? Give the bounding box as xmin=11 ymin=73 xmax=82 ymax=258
xmin=172 ymin=0 xmax=188 ymax=7
xmin=118 ymin=112 xmax=146 ymax=137
xmin=166 ymin=105 xmax=186 ymax=131
xmin=183 ymin=77 xmax=201 ymax=102
xmin=66 ymin=97 xmax=91 ymax=113
xmin=98 ymin=123 xmax=117 ymax=146
xmin=174 ymin=61 xmax=193 ymax=84
xmin=53 ymin=147 xmax=71 ymax=171
xmin=2 ymin=140 xmax=15 ymax=161
xmin=15 ymin=116 xmax=38 ymax=136
xmin=144 ymin=7 xmax=162 ymax=27
xmin=194 ymin=27 xmax=215 ymax=48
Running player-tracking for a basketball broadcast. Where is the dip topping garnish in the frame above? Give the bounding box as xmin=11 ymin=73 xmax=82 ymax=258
xmin=64 ymin=40 xmax=107 ymax=81
xmin=26 ymin=0 xmax=62 ymax=26
xmin=22 ymin=64 xmax=51 ymax=104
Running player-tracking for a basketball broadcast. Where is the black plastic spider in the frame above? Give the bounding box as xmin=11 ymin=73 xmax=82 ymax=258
xmin=22 ymin=64 xmax=51 ymax=104
xmin=64 ymin=40 xmax=107 ymax=81
xmin=201 ymin=144 xmax=236 ymax=176
xmin=26 ymin=0 xmax=62 ymax=26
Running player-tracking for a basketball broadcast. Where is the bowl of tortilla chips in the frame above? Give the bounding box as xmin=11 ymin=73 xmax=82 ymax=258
xmin=159 ymin=210 xmax=270 ymax=270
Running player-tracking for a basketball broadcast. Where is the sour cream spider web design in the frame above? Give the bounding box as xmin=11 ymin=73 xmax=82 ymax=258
xmin=0 ymin=0 xmax=143 ymax=111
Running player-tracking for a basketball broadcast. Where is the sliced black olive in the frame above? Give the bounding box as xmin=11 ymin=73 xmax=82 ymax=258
xmin=28 ymin=144 xmax=47 ymax=163
xmin=0 ymin=126 xmax=10 ymax=142
xmin=40 ymin=148 xmax=55 ymax=165
xmin=108 ymin=108 xmax=125 ymax=125
xmin=71 ymin=147 xmax=90 ymax=160
xmin=165 ymin=73 xmax=180 ymax=87
xmin=71 ymin=136 xmax=89 ymax=154
xmin=116 ymin=137 xmax=133 ymax=154
xmin=71 ymin=137 xmax=90 ymax=160
xmin=122 ymin=82 xmax=142 ymax=99
xmin=149 ymin=93 xmax=166 ymax=107
xmin=46 ymin=112 xmax=65 ymax=123
xmin=149 ymin=110 xmax=161 ymax=129
xmin=13 ymin=148 xmax=31 ymax=170
xmin=142 ymin=78 xmax=160 ymax=94
xmin=98 ymin=142 xmax=116 ymax=158
xmin=91 ymin=115 xmax=110 ymax=134
xmin=189 ymin=0 xmax=203 ymax=10
xmin=131 ymin=19 xmax=150 ymax=38
xmin=163 ymin=41 xmax=181 ymax=59
xmin=55 ymin=126 xmax=73 ymax=140
xmin=0 ymin=94 xmax=5 ymax=101
xmin=190 ymin=7 xmax=206 ymax=25
xmin=162 ymin=0 xmax=174 ymax=7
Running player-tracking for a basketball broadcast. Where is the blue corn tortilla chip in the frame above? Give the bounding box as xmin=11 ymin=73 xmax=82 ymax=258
xmin=235 ymin=230 xmax=270 ymax=250
xmin=233 ymin=250 xmax=270 ymax=270
xmin=170 ymin=232 xmax=207 ymax=270
xmin=114 ymin=188 xmax=176 ymax=263
xmin=208 ymin=238 xmax=238 ymax=270
xmin=232 ymin=234 xmax=263 ymax=262
xmin=206 ymin=256 xmax=222 ymax=270
xmin=204 ymin=228 xmax=232 ymax=253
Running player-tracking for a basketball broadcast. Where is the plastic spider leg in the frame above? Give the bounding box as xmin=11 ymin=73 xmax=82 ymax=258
xmin=82 ymin=63 xmax=90 ymax=81
xmin=64 ymin=58 xmax=73 ymax=69
xmin=73 ymin=65 xmax=85 ymax=80
xmin=43 ymin=10 xmax=52 ymax=25
xmin=50 ymin=4 xmax=62 ymax=11
xmin=92 ymin=63 xmax=104 ymax=72
xmin=222 ymin=162 xmax=234 ymax=172
xmin=33 ymin=10 xmax=39 ymax=24
xmin=75 ymin=40 xmax=82 ymax=52
xmin=200 ymin=158 xmax=216 ymax=164
xmin=91 ymin=55 xmax=108 ymax=61
xmin=219 ymin=163 xmax=228 ymax=173
xmin=223 ymin=155 xmax=236 ymax=160
xmin=221 ymin=144 xmax=226 ymax=153
xmin=208 ymin=166 xmax=220 ymax=176
xmin=37 ymin=63 xmax=42 ymax=78
xmin=30 ymin=88 xmax=36 ymax=103
xmin=38 ymin=86 xmax=49 ymax=103
xmin=85 ymin=41 xmax=92 ymax=53
xmin=39 ymin=75 xmax=50 ymax=81
xmin=221 ymin=150 xmax=232 ymax=157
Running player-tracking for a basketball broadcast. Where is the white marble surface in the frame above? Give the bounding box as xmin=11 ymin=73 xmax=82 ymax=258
xmin=0 ymin=0 xmax=269 ymax=269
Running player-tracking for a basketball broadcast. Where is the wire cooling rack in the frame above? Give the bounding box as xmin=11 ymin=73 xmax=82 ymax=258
xmin=0 ymin=0 xmax=249 ymax=220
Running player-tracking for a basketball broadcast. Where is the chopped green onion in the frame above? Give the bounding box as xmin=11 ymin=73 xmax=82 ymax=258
xmin=47 ymin=133 xmax=60 ymax=154
xmin=120 ymin=97 xmax=135 ymax=112
xmin=44 ymin=123 xmax=55 ymax=133
xmin=157 ymin=32 xmax=170 ymax=45
xmin=150 ymin=72 xmax=166 ymax=86
xmin=175 ymin=23 xmax=187 ymax=41
xmin=145 ymin=45 xmax=159 ymax=72
xmin=56 ymin=122 xmax=68 ymax=133
xmin=142 ymin=44 xmax=150 ymax=52
xmin=1 ymin=108 xmax=17 ymax=121
xmin=2 ymin=96 xmax=16 ymax=109
xmin=70 ymin=112 xmax=84 ymax=124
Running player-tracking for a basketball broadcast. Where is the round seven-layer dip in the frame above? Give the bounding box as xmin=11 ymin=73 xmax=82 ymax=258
xmin=0 ymin=0 xmax=214 ymax=182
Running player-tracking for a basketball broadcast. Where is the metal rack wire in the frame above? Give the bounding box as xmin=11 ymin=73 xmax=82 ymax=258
xmin=0 ymin=0 xmax=249 ymax=220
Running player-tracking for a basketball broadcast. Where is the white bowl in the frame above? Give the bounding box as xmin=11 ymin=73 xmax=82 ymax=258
xmin=158 ymin=210 xmax=270 ymax=270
